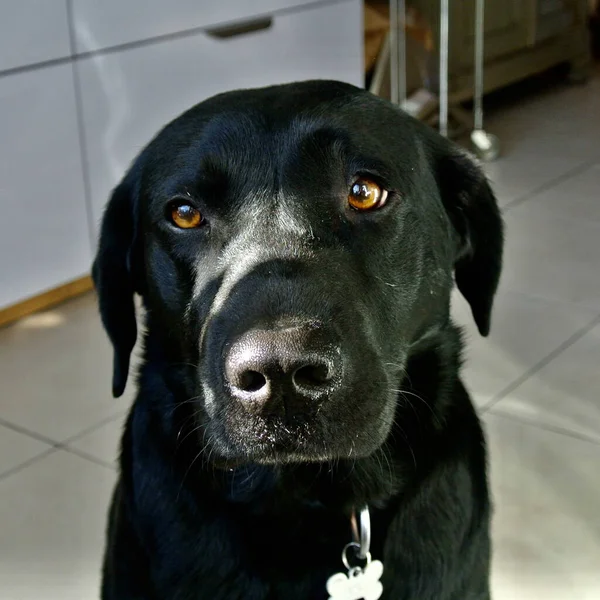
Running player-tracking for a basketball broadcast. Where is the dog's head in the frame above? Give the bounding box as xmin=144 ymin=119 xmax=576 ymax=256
xmin=93 ymin=81 xmax=502 ymax=466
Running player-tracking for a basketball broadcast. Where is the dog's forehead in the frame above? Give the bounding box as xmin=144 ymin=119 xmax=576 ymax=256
xmin=152 ymin=83 xmax=419 ymax=180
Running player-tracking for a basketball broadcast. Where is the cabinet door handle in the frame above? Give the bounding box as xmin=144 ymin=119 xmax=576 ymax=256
xmin=205 ymin=17 xmax=273 ymax=39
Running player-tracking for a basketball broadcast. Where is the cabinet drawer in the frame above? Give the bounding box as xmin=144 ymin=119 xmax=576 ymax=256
xmin=78 ymin=0 xmax=363 ymax=233
xmin=72 ymin=0 xmax=333 ymax=52
xmin=0 ymin=65 xmax=91 ymax=309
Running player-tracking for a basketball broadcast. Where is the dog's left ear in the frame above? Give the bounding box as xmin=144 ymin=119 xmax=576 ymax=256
xmin=92 ymin=167 xmax=144 ymax=397
xmin=437 ymin=149 xmax=504 ymax=336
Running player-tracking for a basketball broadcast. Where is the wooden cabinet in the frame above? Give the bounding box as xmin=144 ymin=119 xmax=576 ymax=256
xmin=451 ymin=0 xmax=532 ymax=68
xmin=410 ymin=0 xmax=591 ymax=101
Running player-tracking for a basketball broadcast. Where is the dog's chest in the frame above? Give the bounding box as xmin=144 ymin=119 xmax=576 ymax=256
xmin=167 ymin=526 xmax=390 ymax=600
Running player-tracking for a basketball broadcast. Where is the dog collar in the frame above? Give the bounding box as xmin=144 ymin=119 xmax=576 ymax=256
xmin=325 ymin=506 xmax=384 ymax=600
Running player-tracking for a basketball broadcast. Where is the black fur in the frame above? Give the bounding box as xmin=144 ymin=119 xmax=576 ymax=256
xmin=93 ymin=80 xmax=503 ymax=600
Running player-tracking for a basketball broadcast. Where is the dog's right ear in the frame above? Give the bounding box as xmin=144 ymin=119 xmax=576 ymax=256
xmin=92 ymin=170 xmax=143 ymax=398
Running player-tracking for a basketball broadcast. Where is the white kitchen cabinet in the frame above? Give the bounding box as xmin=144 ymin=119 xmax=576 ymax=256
xmin=0 ymin=64 xmax=91 ymax=309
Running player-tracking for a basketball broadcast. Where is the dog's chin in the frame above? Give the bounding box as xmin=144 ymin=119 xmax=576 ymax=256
xmin=212 ymin=443 xmax=376 ymax=469
xmin=208 ymin=417 xmax=386 ymax=468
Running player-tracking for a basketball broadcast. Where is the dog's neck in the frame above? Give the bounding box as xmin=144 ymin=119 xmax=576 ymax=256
xmin=135 ymin=322 xmax=465 ymax=516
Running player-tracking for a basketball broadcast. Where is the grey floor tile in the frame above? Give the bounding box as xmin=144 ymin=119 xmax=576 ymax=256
xmin=490 ymin=319 xmax=600 ymax=443
xmin=486 ymin=72 xmax=600 ymax=158
xmin=507 ymin=162 xmax=600 ymax=222
xmin=500 ymin=203 xmax=600 ymax=308
xmin=452 ymin=291 xmax=599 ymax=408
xmin=0 ymin=450 xmax=116 ymax=600
xmin=484 ymin=153 xmax=591 ymax=208
xmin=0 ymin=294 xmax=135 ymax=441
xmin=485 ymin=413 xmax=600 ymax=600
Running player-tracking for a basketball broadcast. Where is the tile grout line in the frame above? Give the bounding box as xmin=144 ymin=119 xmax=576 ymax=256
xmin=493 ymin=288 xmax=600 ymax=312
xmin=0 ymin=445 xmax=116 ymax=484
xmin=65 ymin=0 xmax=97 ymax=258
xmin=60 ymin=410 xmax=127 ymax=446
xmin=501 ymin=158 xmax=600 ymax=213
xmin=0 ymin=410 xmax=125 ymax=453
xmin=481 ymin=311 xmax=600 ymax=413
xmin=0 ymin=412 xmax=121 ymax=481
xmin=0 ymin=447 xmax=58 ymax=483
xmin=60 ymin=445 xmax=117 ymax=471
xmin=486 ymin=409 xmax=600 ymax=448
xmin=0 ymin=417 xmax=60 ymax=447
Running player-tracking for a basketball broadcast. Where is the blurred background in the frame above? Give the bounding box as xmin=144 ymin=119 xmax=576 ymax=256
xmin=0 ymin=1 xmax=599 ymax=599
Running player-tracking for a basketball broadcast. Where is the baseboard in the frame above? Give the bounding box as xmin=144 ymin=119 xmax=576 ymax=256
xmin=0 ymin=276 xmax=94 ymax=329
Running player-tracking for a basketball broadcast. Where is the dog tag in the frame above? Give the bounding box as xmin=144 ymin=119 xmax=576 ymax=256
xmin=326 ymin=559 xmax=384 ymax=600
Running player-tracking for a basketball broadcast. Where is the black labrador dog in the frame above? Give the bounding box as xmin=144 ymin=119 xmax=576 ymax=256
xmin=93 ymin=80 xmax=503 ymax=600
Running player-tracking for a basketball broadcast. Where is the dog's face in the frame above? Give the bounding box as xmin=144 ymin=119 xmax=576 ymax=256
xmin=93 ymin=81 xmax=502 ymax=466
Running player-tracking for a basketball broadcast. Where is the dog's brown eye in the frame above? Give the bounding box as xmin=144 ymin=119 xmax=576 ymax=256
xmin=170 ymin=203 xmax=203 ymax=229
xmin=348 ymin=178 xmax=388 ymax=211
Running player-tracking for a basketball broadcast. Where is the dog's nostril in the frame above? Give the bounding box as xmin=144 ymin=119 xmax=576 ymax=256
xmin=237 ymin=370 xmax=268 ymax=393
xmin=293 ymin=363 xmax=331 ymax=389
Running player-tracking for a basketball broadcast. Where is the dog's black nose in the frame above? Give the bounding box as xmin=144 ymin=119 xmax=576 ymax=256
xmin=224 ymin=327 xmax=342 ymax=416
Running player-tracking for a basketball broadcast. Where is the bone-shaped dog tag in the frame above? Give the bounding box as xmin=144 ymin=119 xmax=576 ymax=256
xmin=326 ymin=559 xmax=384 ymax=600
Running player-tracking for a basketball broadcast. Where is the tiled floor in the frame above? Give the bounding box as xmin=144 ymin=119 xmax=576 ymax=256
xmin=1 ymin=72 xmax=600 ymax=599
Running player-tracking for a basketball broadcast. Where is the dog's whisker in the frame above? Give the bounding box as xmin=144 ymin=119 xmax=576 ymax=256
xmin=176 ymin=430 xmax=213 ymax=502
xmin=381 ymin=443 xmax=394 ymax=492
xmin=162 ymin=396 xmax=204 ymax=419
xmin=375 ymin=276 xmax=399 ymax=288
xmin=389 ymin=388 xmax=435 ymax=416
xmin=391 ymin=417 xmax=417 ymax=470
xmin=167 ymin=361 xmax=200 ymax=370
xmin=176 ymin=419 xmax=207 ymax=449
